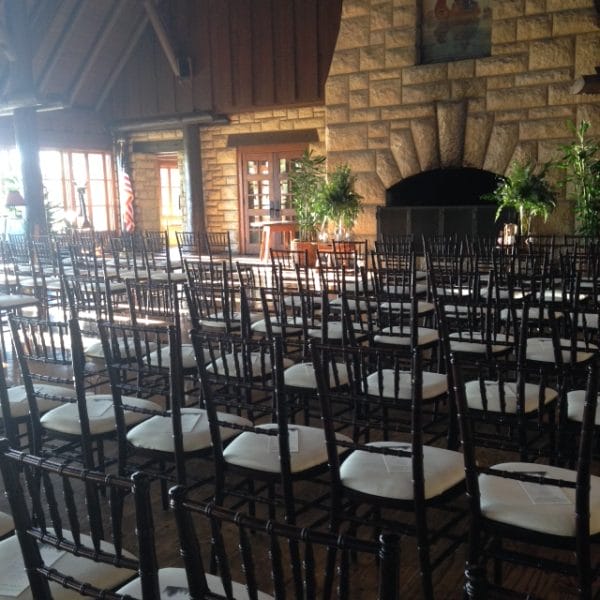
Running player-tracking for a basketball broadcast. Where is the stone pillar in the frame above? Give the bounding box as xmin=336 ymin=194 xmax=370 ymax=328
xmin=183 ymin=125 xmax=205 ymax=233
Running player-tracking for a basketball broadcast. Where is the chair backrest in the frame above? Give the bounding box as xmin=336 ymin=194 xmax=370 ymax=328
xmin=170 ymin=488 xmax=400 ymax=600
xmin=0 ymin=440 xmax=159 ymax=599
xmin=175 ymin=230 xmax=202 ymax=262
xmin=202 ymin=231 xmax=233 ymax=271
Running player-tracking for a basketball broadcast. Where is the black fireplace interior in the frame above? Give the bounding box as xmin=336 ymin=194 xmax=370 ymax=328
xmin=378 ymin=167 xmax=513 ymax=245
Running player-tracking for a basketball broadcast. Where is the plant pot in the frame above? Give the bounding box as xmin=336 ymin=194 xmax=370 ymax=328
xmin=290 ymin=239 xmax=317 ymax=266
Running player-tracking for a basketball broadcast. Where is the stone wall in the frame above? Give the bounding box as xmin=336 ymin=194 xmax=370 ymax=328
xmin=199 ymin=107 xmax=326 ymax=252
xmin=325 ymin=0 xmax=600 ymax=242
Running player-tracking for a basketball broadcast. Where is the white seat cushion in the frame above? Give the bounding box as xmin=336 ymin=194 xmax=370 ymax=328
xmin=500 ymin=307 xmax=563 ymax=321
xmin=251 ymin=319 xmax=303 ymax=336
xmin=116 ymin=567 xmax=273 ymax=600
xmin=307 ymin=321 xmax=368 ymax=340
xmin=365 ymin=369 xmax=447 ymax=400
xmin=4 ymin=384 xmax=76 ymax=419
xmin=283 ymin=361 xmax=349 ymax=389
xmin=480 ymin=462 xmax=600 ymax=537
xmin=149 ymin=343 xmax=198 ymax=369
xmin=0 ymin=512 xmax=13 ymax=539
xmin=206 ymin=352 xmax=293 ymax=378
xmin=374 ymin=326 xmax=439 ymax=347
xmin=126 ymin=408 xmax=251 ymax=453
xmin=577 ymin=312 xmax=599 ymax=330
xmin=465 ymin=380 xmax=557 ymax=413
xmin=340 ymin=441 xmax=464 ymax=501
xmin=567 ymin=390 xmax=600 ymax=425
xmin=0 ymin=294 xmax=37 ymax=309
xmin=83 ymin=337 xmax=158 ymax=360
xmin=526 ymin=337 xmax=595 ymax=364
xmin=149 ymin=271 xmax=187 ymax=282
xmin=223 ymin=423 xmax=351 ymax=474
xmin=449 ymin=332 xmax=513 ymax=355
xmin=0 ymin=532 xmax=136 ymax=600
xmin=40 ymin=395 xmax=162 ymax=436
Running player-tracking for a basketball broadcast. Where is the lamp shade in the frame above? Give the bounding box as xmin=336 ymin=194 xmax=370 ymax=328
xmin=5 ymin=190 xmax=26 ymax=207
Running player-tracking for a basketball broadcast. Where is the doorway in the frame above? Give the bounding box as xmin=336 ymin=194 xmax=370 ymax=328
xmin=159 ymin=159 xmax=182 ymax=242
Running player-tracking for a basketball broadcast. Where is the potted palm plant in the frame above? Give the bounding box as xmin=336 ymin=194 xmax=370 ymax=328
xmin=485 ymin=160 xmax=556 ymax=242
xmin=320 ymin=163 xmax=364 ymax=240
xmin=288 ymin=149 xmax=326 ymax=264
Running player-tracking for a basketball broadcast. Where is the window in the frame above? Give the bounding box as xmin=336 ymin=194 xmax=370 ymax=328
xmin=159 ymin=159 xmax=183 ymax=239
xmin=0 ymin=148 xmax=117 ymax=231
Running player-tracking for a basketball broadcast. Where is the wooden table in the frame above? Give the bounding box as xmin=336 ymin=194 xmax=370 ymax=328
xmin=252 ymin=221 xmax=297 ymax=262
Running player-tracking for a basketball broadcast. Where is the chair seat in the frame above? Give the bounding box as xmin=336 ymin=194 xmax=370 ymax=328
xmin=83 ymin=336 xmax=158 ymax=360
xmin=149 ymin=343 xmax=198 ymax=370
xmin=251 ymin=319 xmax=303 ymax=336
xmin=40 ymin=395 xmax=162 ymax=436
xmin=449 ymin=332 xmax=513 ymax=356
xmin=577 ymin=312 xmax=599 ymax=330
xmin=374 ymin=326 xmax=439 ymax=347
xmin=464 ymin=380 xmax=558 ymax=413
xmin=526 ymin=337 xmax=596 ymax=364
xmin=480 ymin=462 xmax=600 ymax=537
xmin=4 ymin=384 xmax=76 ymax=419
xmin=206 ymin=352 xmax=294 ymax=378
xmin=0 ymin=512 xmax=13 ymax=539
xmin=307 ymin=321 xmax=368 ymax=340
xmin=127 ymin=408 xmax=251 ymax=453
xmin=116 ymin=566 xmax=273 ymax=600
xmin=365 ymin=369 xmax=447 ymax=400
xmin=329 ymin=297 xmax=371 ymax=312
xmin=376 ymin=300 xmax=435 ymax=316
xmin=382 ymin=282 xmax=428 ymax=296
xmin=0 ymin=531 xmax=136 ymax=600
xmin=148 ymin=270 xmax=187 ymax=282
xmin=223 ymin=423 xmax=351 ymax=474
xmin=500 ymin=307 xmax=563 ymax=321
xmin=340 ymin=441 xmax=464 ymax=501
xmin=567 ymin=390 xmax=600 ymax=425
xmin=283 ymin=361 xmax=349 ymax=389
xmin=0 ymin=293 xmax=37 ymax=310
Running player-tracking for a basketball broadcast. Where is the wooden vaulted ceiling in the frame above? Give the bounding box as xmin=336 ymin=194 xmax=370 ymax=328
xmin=0 ymin=0 xmax=343 ymax=127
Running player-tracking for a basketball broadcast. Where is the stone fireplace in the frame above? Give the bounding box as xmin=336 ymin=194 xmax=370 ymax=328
xmin=323 ymin=0 xmax=600 ymax=244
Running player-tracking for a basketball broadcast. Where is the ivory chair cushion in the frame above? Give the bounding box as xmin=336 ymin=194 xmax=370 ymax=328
xmin=567 ymin=390 xmax=600 ymax=425
xmin=223 ymin=423 xmax=351 ymax=474
xmin=365 ymin=369 xmax=447 ymax=400
xmin=5 ymin=384 xmax=76 ymax=418
xmin=0 ymin=532 xmax=136 ymax=600
xmin=479 ymin=462 xmax=600 ymax=537
xmin=340 ymin=441 xmax=464 ymax=501
xmin=0 ymin=512 xmax=12 ymax=539
xmin=374 ymin=326 xmax=439 ymax=347
xmin=147 ymin=270 xmax=188 ymax=283
xmin=526 ymin=337 xmax=596 ymax=364
xmin=283 ymin=361 xmax=349 ymax=389
xmin=307 ymin=321 xmax=367 ymax=341
xmin=251 ymin=319 xmax=303 ymax=336
xmin=127 ymin=408 xmax=251 ymax=453
xmin=206 ymin=352 xmax=294 ymax=378
xmin=82 ymin=336 xmax=158 ymax=360
xmin=372 ymin=300 xmax=434 ymax=316
xmin=500 ymin=306 xmax=563 ymax=321
xmin=449 ymin=332 xmax=513 ymax=356
xmin=40 ymin=395 xmax=162 ymax=436
xmin=117 ymin=567 xmax=273 ymax=600
xmin=0 ymin=294 xmax=38 ymax=309
xmin=577 ymin=312 xmax=599 ymax=330
xmin=382 ymin=282 xmax=428 ymax=295
xmin=149 ymin=343 xmax=198 ymax=370
xmin=464 ymin=380 xmax=558 ymax=413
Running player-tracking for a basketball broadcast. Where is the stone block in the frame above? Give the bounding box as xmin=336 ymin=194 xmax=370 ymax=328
xmin=369 ymin=137 xmax=391 ymax=149
xmin=437 ymin=101 xmax=467 ymax=167
xmin=464 ymin=113 xmax=493 ymax=169
xmin=384 ymin=28 xmax=415 ymax=48
xmin=547 ymin=0 xmax=594 ymax=9
xmin=328 ymin=150 xmax=376 ymax=174
xmin=483 ymin=123 xmax=519 ymax=174
xmin=493 ymin=0 xmax=525 ymax=19
xmin=495 ymin=109 xmax=534 ymax=122
xmin=514 ymin=68 xmax=573 ymax=86
xmin=476 ymin=54 xmax=528 ymax=76
xmin=349 ymin=73 xmax=369 ymax=91
xmin=392 ymin=5 xmax=417 ymax=28
xmin=520 ymin=118 xmax=571 ymax=140
xmin=493 ymin=41 xmax=531 ymax=55
xmin=385 ymin=46 xmax=417 ymax=68
xmin=528 ymin=106 xmax=574 ymax=120
xmin=382 ymin=104 xmax=435 ymax=120
xmin=487 ymin=86 xmax=546 ymax=111
xmin=492 ymin=20 xmax=517 ymax=44
xmin=403 ymin=81 xmax=450 ymax=104
xmin=411 ymin=118 xmax=440 ymax=172
xmin=371 ymin=2 xmax=393 ymax=30
xmin=451 ymin=79 xmax=486 ymax=100
xmin=369 ymin=122 xmax=389 ymax=139
xmin=370 ymin=78 xmax=402 ymax=106
xmin=529 ymin=38 xmax=574 ymax=70
xmin=375 ymin=148 xmax=403 ymax=188
xmin=342 ymin=0 xmax=370 ymax=18
xmin=577 ymin=105 xmax=600 ymax=132
xmin=329 ymin=49 xmax=361 ymax=75
xmin=371 ymin=67 xmax=403 ymax=81
xmin=326 ymin=104 xmax=350 ymax=124
xmin=552 ymin=9 xmax=598 ymax=36
xmin=525 ymin=0 xmax=547 ymax=14
xmin=402 ymin=63 xmax=448 ymax=85
xmin=327 ymin=123 xmax=369 ymax=151
xmin=548 ymin=82 xmax=587 ymax=105
xmin=517 ymin=15 xmax=552 ymax=39
xmin=349 ymin=89 xmax=369 ymax=109
xmin=360 ymin=46 xmax=386 ymax=71
xmin=326 ymin=76 xmax=349 ymax=104
xmin=575 ymin=33 xmax=600 ymax=74
xmin=448 ymin=60 xmax=475 ymax=79
xmin=336 ymin=15 xmax=371 ymax=50
xmin=486 ymin=75 xmax=516 ymax=90
xmin=350 ymin=107 xmax=381 ymax=122
xmin=390 ymin=128 xmax=421 ymax=179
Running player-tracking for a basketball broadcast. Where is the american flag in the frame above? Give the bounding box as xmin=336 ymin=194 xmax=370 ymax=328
xmin=119 ymin=163 xmax=135 ymax=233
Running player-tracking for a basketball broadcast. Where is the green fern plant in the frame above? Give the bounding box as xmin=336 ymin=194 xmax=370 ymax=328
xmin=320 ymin=164 xmax=363 ymax=239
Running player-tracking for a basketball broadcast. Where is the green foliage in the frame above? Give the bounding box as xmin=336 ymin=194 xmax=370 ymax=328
xmin=288 ymin=149 xmax=327 ymax=242
xmin=557 ymin=120 xmax=600 ymax=237
xmin=484 ymin=160 xmax=556 ymax=238
xmin=320 ymin=164 xmax=364 ymax=237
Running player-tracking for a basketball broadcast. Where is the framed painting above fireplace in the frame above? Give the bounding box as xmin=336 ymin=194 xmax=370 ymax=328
xmin=420 ymin=0 xmax=492 ymax=64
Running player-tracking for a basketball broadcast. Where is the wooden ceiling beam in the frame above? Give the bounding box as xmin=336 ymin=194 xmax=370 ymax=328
xmin=38 ymin=0 xmax=86 ymax=91
xmin=95 ymin=14 xmax=149 ymax=112
xmin=68 ymin=0 xmax=124 ymax=106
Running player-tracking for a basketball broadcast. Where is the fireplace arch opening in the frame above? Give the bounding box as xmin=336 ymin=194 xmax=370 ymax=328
xmin=378 ymin=167 xmax=512 ymax=242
